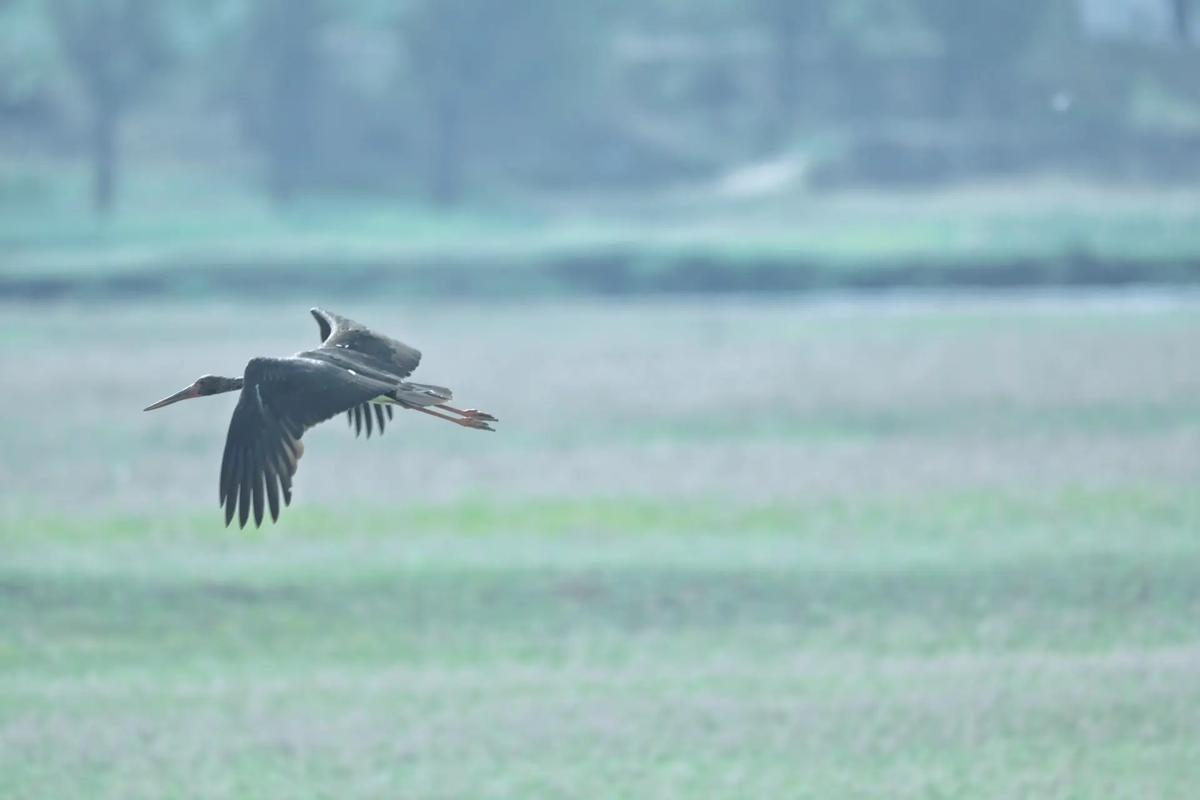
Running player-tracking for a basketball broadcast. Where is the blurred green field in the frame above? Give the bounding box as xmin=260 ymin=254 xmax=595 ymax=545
xmin=2 ymin=294 xmax=1199 ymax=798
xmin=4 ymin=162 xmax=1200 ymax=293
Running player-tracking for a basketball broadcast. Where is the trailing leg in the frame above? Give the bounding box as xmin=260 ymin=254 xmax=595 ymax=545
xmin=412 ymin=405 xmax=495 ymax=431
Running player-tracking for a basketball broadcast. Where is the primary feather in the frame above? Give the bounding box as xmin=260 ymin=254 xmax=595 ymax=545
xmin=219 ymin=356 xmax=397 ymax=527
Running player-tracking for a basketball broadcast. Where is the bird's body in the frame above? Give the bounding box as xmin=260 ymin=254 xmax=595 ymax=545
xmin=144 ymin=308 xmax=496 ymax=528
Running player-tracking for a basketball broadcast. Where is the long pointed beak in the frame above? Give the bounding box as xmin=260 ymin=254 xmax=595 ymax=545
xmin=143 ymin=384 xmax=201 ymax=411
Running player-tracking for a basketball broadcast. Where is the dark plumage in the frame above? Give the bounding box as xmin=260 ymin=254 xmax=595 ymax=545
xmin=144 ymin=308 xmax=497 ymax=528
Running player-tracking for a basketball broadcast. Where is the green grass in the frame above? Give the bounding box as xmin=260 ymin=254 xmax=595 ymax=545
xmin=1 ymin=295 xmax=1199 ymax=797
xmin=4 ymin=491 xmax=1200 ymax=798
xmin=4 ymin=161 xmax=1200 ymax=294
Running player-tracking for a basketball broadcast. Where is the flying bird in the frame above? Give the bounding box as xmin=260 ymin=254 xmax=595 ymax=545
xmin=144 ymin=308 xmax=497 ymax=528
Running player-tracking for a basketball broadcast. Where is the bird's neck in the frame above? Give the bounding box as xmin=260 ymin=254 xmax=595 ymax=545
xmin=217 ymin=376 xmax=245 ymax=394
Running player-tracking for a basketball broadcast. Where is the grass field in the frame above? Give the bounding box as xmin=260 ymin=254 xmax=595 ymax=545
xmin=2 ymin=293 xmax=1199 ymax=798
xmin=4 ymin=163 xmax=1200 ymax=294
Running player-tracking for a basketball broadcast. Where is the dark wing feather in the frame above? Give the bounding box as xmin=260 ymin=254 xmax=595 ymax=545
xmin=310 ymin=308 xmax=420 ymax=438
xmin=220 ymin=357 xmax=397 ymax=528
xmin=311 ymin=307 xmax=421 ymax=377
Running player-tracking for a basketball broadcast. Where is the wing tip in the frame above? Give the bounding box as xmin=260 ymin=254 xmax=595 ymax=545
xmin=311 ymin=307 xmax=336 ymax=343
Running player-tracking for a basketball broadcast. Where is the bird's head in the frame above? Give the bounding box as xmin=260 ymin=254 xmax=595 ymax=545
xmin=143 ymin=374 xmax=244 ymax=411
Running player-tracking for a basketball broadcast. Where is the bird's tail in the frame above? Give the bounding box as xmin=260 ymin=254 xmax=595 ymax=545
xmin=390 ymin=382 xmax=453 ymax=408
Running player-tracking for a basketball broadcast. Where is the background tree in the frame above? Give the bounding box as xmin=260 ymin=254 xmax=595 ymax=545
xmin=753 ymin=0 xmax=825 ymax=152
xmin=918 ymin=0 xmax=1048 ymax=120
xmin=234 ymin=0 xmax=327 ymax=205
xmin=47 ymin=0 xmax=170 ymax=215
xmin=1172 ymin=0 xmax=1194 ymax=42
xmin=401 ymin=0 xmax=603 ymax=206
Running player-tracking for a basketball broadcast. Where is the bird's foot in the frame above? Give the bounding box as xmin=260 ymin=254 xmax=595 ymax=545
xmin=457 ymin=416 xmax=495 ymax=431
xmin=461 ymin=408 xmax=498 ymax=422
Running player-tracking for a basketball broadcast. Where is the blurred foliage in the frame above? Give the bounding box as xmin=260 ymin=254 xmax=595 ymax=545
xmin=402 ymin=0 xmax=608 ymax=204
xmin=0 ymin=0 xmax=1198 ymax=216
xmin=919 ymin=0 xmax=1050 ymax=115
xmin=237 ymin=0 xmax=327 ymax=203
xmin=45 ymin=0 xmax=176 ymax=213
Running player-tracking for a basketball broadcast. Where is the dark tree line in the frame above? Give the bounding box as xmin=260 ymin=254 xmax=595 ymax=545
xmin=1 ymin=0 xmax=1195 ymax=215
xmin=240 ymin=0 xmax=324 ymax=205
xmin=47 ymin=0 xmax=170 ymax=215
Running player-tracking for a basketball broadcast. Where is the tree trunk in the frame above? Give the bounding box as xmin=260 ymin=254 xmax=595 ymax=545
xmin=428 ymin=94 xmax=462 ymax=207
xmin=1173 ymin=0 xmax=1193 ymax=44
xmin=759 ymin=0 xmax=807 ymax=153
xmin=90 ymin=99 xmax=117 ymax=217
xmin=772 ymin=6 xmax=801 ymax=130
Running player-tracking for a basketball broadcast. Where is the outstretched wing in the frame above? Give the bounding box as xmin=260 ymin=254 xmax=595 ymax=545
xmin=220 ymin=357 xmax=398 ymax=528
xmin=310 ymin=307 xmax=421 ymax=438
xmin=311 ymin=307 xmax=421 ymax=377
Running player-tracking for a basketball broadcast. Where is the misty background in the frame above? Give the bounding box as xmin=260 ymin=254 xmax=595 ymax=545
xmin=3 ymin=3 xmax=1200 ymax=798
xmin=1 ymin=0 xmax=1198 ymax=295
